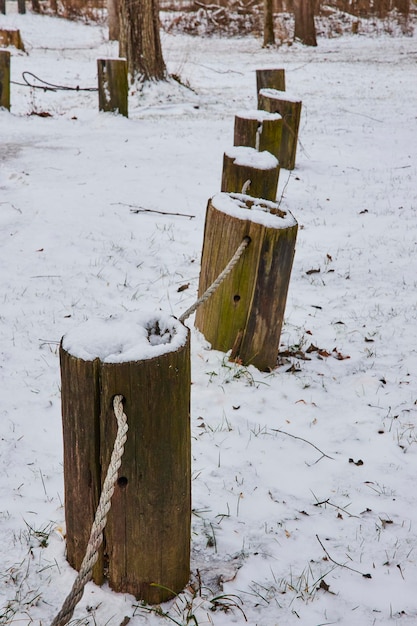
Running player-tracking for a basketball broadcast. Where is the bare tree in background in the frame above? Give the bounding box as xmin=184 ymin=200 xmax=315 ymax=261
xmin=263 ymin=0 xmax=276 ymax=46
xmin=294 ymin=0 xmax=317 ymax=46
xmin=119 ymin=0 xmax=166 ymax=81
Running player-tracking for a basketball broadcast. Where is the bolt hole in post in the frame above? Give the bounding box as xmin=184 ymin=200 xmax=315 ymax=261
xmin=233 ymin=294 xmax=241 ymax=303
xmin=117 ymin=476 xmax=128 ymax=488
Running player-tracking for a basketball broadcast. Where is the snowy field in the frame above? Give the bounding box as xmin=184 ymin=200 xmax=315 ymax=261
xmin=1 ymin=6 xmax=417 ymax=625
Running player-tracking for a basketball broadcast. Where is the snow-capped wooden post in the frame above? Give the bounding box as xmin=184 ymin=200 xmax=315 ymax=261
xmin=60 ymin=313 xmax=191 ymax=604
xmin=258 ymin=88 xmax=302 ymax=170
xmin=221 ymin=146 xmax=279 ymax=201
xmin=97 ymin=58 xmax=128 ymax=117
xmin=0 ymin=51 xmax=10 ymax=111
xmin=256 ymin=68 xmax=286 ymax=94
xmin=234 ymin=110 xmax=282 ymax=162
xmin=195 ymin=193 xmax=298 ymax=371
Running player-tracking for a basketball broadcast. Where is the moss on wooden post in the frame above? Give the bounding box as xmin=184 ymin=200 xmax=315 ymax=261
xmin=0 ymin=51 xmax=10 ymax=111
xmin=60 ymin=313 xmax=191 ymax=604
xmin=258 ymin=88 xmax=302 ymax=170
xmin=234 ymin=110 xmax=282 ymax=162
xmin=256 ymin=68 xmax=286 ymax=94
xmin=221 ymin=146 xmax=279 ymax=201
xmin=195 ymin=193 xmax=298 ymax=371
xmin=97 ymin=58 xmax=128 ymax=117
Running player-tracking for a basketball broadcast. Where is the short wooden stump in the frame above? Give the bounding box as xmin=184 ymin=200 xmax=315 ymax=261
xmin=195 ymin=193 xmax=298 ymax=371
xmin=60 ymin=312 xmax=191 ymax=604
xmin=258 ymin=88 xmax=302 ymax=170
xmin=221 ymin=146 xmax=280 ymax=201
xmin=234 ymin=109 xmax=283 ymax=162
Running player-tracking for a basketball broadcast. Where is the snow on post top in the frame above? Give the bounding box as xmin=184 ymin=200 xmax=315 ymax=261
xmin=258 ymin=88 xmax=301 ymax=103
xmin=235 ymin=109 xmax=282 ymax=122
xmin=224 ymin=146 xmax=278 ymax=170
xmin=61 ymin=312 xmax=188 ymax=363
xmin=211 ymin=192 xmax=298 ymax=230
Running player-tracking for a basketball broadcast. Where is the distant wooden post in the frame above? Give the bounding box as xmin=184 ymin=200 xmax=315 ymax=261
xmin=18 ymin=0 xmax=26 ymax=14
xmin=258 ymin=88 xmax=302 ymax=170
xmin=221 ymin=146 xmax=279 ymax=201
xmin=60 ymin=313 xmax=191 ymax=604
xmin=97 ymin=58 xmax=128 ymax=117
xmin=256 ymin=68 xmax=286 ymax=94
xmin=234 ymin=110 xmax=282 ymax=162
xmin=0 ymin=29 xmax=25 ymax=51
xmin=0 ymin=51 xmax=10 ymax=111
xmin=195 ymin=193 xmax=298 ymax=371
xmin=0 ymin=0 xmax=5 ymax=15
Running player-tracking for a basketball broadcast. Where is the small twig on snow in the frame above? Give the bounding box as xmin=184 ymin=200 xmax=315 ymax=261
xmin=272 ymin=428 xmax=334 ymax=464
xmin=114 ymin=202 xmax=195 ymax=219
xmin=316 ymin=535 xmax=372 ymax=579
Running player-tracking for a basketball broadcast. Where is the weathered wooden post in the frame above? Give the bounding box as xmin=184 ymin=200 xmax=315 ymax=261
xmin=221 ymin=146 xmax=279 ymax=201
xmin=258 ymin=88 xmax=302 ymax=170
xmin=0 ymin=51 xmax=10 ymax=111
xmin=0 ymin=29 xmax=25 ymax=51
xmin=234 ymin=110 xmax=282 ymax=162
xmin=256 ymin=68 xmax=286 ymax=94
xmin=97 ymin=58 xmax=128 ymax=117
xmin=195 ymin=193 xmax=298 ymax=371
xmin=18 ymin=0 xmax=26 ymax=14
xmin=0 ymin=0 xmax=5 ymax=15
xmin=60 ymin=313 xmax=191 ymax=604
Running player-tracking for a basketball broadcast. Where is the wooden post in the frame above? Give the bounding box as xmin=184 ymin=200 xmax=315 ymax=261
xmin=0 ymin=0 xmax=5 ymax=15
xmin=0 ymin=51 xmax=10 ymax=111
xmin=258 ymin=88 xmax=302 ymax=170
xmin=97 ymin=58 xmax=128 ymax=117
xmin=18 ymin=0 xmax=26 ymax=14
xmin=195 ymin=193 xmax=298 ymax=371
xmin=60 ymin=313 xmax=191 ymax=604
xmin=0 ymin=29 xmax=25 ymax=52
xmin=221 ymin=146 xmax=279 ymax=202
xmin=256 ymin=68 xmax=285 ymax=94
xmin=234 ymin=110 xmax=282 ymax=162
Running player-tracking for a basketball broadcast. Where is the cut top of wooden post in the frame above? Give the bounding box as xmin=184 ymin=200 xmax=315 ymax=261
xmin=224 ymin=146 xmax=278 ymax=171
xmin=211 ymin=191 xmax=297 ymax=230
xmin=61 ymin=312 xmax=188 ymax=363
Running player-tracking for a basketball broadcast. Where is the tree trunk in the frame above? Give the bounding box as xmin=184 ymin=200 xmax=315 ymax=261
xmin=108 ymin=0 xmax=120 ymax=41
xmin=0 ymin=51 xmax=10 ymax=110
xmin=221 ymin=146 xmax=280 ymax=201
xmin=60 ymin=314 xmax=191 ymax=604
xmin=294 ymin=0 xmax=317 ymax=46
xmin=119 ymin=0 xmax=166 ymax=81
xmin=263 ymin=0 xmax=275 ymax=46
xmin=195 ymin=193 xmax=298 ymax=371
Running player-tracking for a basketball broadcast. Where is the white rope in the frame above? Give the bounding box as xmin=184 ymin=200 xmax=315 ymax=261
xmin=51 ymin=395 xmax=128 ymax=626
xmin=179 ymin=236 xmax=251 ymax=324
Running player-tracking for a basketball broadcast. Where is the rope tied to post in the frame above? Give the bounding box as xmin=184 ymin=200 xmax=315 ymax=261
xmin=179 ymin=235 xmax=251 ymax=324
xmin=51 ymin=395 xmax=128 ymax=626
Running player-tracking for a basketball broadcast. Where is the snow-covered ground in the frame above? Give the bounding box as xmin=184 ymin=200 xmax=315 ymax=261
xmin=1 ymin=6 xmax=417 ymax=625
